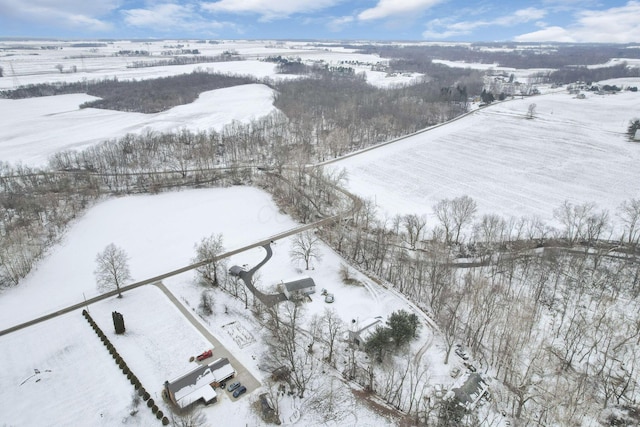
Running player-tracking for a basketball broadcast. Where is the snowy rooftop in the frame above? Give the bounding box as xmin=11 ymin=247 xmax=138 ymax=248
xmin=282 ymin=276 xmax=316 ymax=292
xmin=167 ymin=358 xmax=235 ymax=409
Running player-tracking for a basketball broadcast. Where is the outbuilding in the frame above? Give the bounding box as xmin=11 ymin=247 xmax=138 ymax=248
xmin=349 ymin=316 xmax=384 ymax=347
xmin=281 ymin=276 xmax=316 ymax=300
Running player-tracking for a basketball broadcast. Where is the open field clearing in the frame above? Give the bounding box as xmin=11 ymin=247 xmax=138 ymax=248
xmin=330 ymin=86 xmax=640 ymax=230
xmin=0 ymin=83 xmax=277 ymax=165
xmin=0 ymin=187 xmax=298 ymax=330
xmin=0 ymin=309 xmax=159 ymax=426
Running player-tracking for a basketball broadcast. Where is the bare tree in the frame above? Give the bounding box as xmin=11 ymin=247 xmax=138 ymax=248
xmin=403 ymin=213 xmax=427 ymax=249
xmin=451 ymin=195 xmax=477 ymax=244
xmin=553 ymin=201 xmax=595 ymax=246
xmin=433 ymin=199 xmax=454 ymax=244
xmin=171 ymin=407 xmax=207 ymax=427
xmin=320 ymin=308 xmax=344 ymax=365
xmin=618 ymin=199 xmax=640 ymax=246
xmin=290 ymin=231 xmax=323 ymax=270
xmin=193 ymin=233 xmax=225 ymax=286
xmin=94 ymin=243 xmax=131 ymax=298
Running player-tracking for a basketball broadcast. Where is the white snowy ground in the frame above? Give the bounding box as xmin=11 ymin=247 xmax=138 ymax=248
xmin=0 ymin=309 xmax=159 ymax=427
xmin=0 ymin=186 xmax=298 ymax=330
xmin=0 ymin=39 xmax=386 ymax=90
xmin=328 ymin=85 xmax=640 ymax=232
xmin=0 ymin=83 xmax=277 ymax=166
xmin=0 ymin=186 xmax=440 ymax=426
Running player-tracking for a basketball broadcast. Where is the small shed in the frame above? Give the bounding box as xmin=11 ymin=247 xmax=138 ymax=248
xmin=229 ymin=265 xmax=245 ymax=277
xmin=349 ymin=316 xmax=384 ymax=347
xmin=281 ymin=276 xmax=316 ymax=300
xmin=165 ymin=358 xmax=236 ymax=409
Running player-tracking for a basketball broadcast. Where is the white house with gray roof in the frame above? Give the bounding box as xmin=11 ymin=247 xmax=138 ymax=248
xmin=164 ymin=358 xmax=235 ymax=409
xmin=281 ymin=276 xmax=316 ymax=300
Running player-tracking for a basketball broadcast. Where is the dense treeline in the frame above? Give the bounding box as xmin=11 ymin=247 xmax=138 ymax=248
xmin=0 ymin=163 xmax=101 ymax=287
xmin=127 ymin=52 xmax=244 ymax=69
xmin=357 ymin=43 xmax=640 ymax=69
xmin=0 ymin=72 xmax=257 ymax=113
xmin=533 ymin=63 xmax=640 ymax=85
xmin=273 ymin=70 xmax=475 ymax=158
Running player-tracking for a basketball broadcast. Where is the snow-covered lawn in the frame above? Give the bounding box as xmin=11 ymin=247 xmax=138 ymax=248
xmin=0 ymin=83 xmax=277 ymax=166
xmin=0 ymin=309 xmax=159 ymax=427
xmin=329 ymin=90 xmax=640 ymax=231
xmin=0 ymin=186 xmax=298 ymax=330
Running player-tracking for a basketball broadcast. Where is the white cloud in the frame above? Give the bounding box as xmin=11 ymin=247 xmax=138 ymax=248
xmin=123 ymin=3 xmax=193 ymax=28
xmin=358 ymin=0 xmax=443 ymax=21
xmin=0 ymin=0 xmax=117 ymax=31
xmin=122 ymin=2 xmax=239 ymax=34
xmin=516 ymin=1 xmax=640 ymax=43
xmin=200 ymin=0 xmax=343 ymax=21
xmin=327 ymin=15 xmax=354 ymax=32
xmin=422 ymin=7 xmax=546 ymax=39
xmin=514 ymin=26 xmax=575 ymax=43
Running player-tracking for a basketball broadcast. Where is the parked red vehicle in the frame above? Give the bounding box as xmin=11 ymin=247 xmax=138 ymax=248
xmin=196 ymin=349 xmax=213 ymax=361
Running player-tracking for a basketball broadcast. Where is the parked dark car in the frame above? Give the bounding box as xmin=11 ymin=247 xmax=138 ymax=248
xmin=233 ymin=385 xmax=247 ymax=398
xmin=227 ymin=381 xmax=241 ymax=392
xmin=455 ymin=348 xmax=469 ymax=360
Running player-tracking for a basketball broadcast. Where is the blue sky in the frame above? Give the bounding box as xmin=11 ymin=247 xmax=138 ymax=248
xmin=1 ymin=0 xmax=639 ymax=43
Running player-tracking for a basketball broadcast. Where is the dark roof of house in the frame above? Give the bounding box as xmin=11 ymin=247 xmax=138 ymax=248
xmin=452 ymin=373 xmax=487 ymax=405
xmin=283 ymin=277 xmax=315 ymax=292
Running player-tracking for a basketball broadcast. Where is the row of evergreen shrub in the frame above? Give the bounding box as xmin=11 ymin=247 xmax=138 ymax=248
xmin=82 ymin=310 xmax=169 ymax=425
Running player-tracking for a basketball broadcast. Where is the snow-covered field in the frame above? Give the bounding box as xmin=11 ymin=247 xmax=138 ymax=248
xmin=0 ymin=83 xmax=277 ymax=165
xmin=329 ymin=86 xmax=640 ymax=230
xmin=0 ymin=186 xmax=298 ymax=330
xmin=0 ymin=309 xmax=159 ymax=427
xmin=0 ymin=39 xmax=388 ymax=91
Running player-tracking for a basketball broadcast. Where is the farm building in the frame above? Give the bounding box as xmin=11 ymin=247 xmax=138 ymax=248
xmin=281 ymin=276 xmax=316 ymax=300
xmin=349 ymin=316 xmax=384 ymax=347
xmin=164 ymin=358 xmax=236 ymax=409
